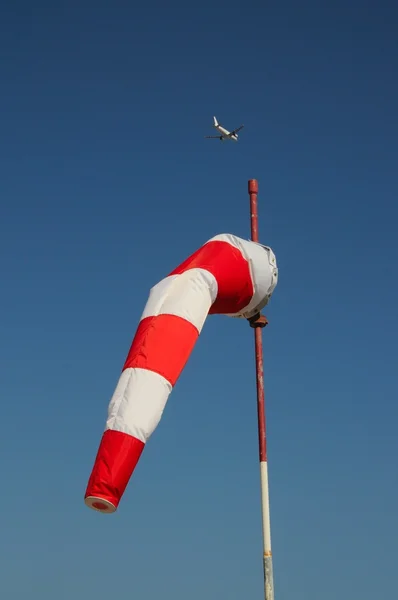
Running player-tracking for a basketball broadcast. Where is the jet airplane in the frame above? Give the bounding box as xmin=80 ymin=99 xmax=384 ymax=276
xmin=205 ymin=116 xmax=244 ymax=142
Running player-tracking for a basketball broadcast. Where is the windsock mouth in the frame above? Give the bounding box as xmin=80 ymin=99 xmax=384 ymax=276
xmin=84 ymin=496 xmax=117 ymax=514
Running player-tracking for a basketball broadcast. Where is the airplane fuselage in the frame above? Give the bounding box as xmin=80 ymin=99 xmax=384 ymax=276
xmin=216 ymin=125 xmax=239 ymax=141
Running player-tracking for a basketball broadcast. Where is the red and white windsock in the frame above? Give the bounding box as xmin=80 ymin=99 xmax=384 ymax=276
xmin=84 ymin=233 xmax=278 ymax=513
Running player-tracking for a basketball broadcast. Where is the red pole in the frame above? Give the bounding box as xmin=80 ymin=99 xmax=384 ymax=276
xmin=248 ymin=179 xmax=274 ymax=600
xmin=248 ymin=179 xmax=267 ymax=464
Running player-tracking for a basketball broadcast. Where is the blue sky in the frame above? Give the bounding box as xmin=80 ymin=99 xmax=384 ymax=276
xmin=1 ymin=1 xmax=397 ymax=598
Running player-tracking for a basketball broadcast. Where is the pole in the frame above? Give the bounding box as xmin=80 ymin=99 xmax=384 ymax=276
xmin=248 ymin=179 xmax=275 ymax=600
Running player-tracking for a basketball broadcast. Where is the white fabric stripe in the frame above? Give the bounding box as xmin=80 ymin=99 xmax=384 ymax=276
xmin=140 ymin=268 xmax=218 ymax=333
xmin=207 ymin=233 xmax=242 ymax=251
xmin=106 ymin=367 xmax=172 ymax=443
xmin=206 ymin=233 xmax=278 ymax=319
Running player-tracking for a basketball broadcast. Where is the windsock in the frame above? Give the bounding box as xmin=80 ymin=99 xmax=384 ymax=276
xmin=84 ymin=233 xmax=278 ymax=513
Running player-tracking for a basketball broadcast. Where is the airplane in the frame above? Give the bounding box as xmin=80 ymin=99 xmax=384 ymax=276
xmin=205 ymin=116 xmax=244 ymax=142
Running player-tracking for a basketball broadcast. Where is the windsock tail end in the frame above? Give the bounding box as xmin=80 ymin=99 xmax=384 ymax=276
xmin=84 ymin=429 xmax=145 ymax=513
xmin=84 ymin=496 xmax=117 ymax=513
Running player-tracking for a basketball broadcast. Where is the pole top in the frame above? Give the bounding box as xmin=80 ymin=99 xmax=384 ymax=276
xmin=248 ymin=179 xmax=258 ymax=194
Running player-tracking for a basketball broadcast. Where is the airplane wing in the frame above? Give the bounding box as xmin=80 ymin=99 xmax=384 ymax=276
xmin=228 ymin=125 xmax=244 ymax=136
xmin=205 ymin=135 xmax=223 ymax=139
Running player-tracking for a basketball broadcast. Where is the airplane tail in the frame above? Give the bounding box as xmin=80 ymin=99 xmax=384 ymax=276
xmin=213 ymin=116 xmax=219 ymax=127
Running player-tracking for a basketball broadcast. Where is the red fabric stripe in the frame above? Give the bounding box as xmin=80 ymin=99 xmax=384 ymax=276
xmin=85 ymin=429 xmax=145 ymax=509
xmin=123 ymin=314 xmax=199 ymax=386
xmin=169 ymin=240 xmax=254 ymax=314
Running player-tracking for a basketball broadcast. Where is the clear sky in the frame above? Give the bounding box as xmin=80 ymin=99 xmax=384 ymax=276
xmin=1 ymin=1 xmax=397 ymax=599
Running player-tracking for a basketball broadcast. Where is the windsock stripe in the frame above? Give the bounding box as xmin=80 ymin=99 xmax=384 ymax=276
xmin=106 ymin=367 xmax=172 ymax=442
xmin=85 ymin=429 xmax=145 ymax=512
xmin=207 ymin=234 xmax=278 ymax=318
xmin=123 ymin=314 xmax=199 ymax=387
xmin=140 ymin=268 xmax=218 ymax=333
xmin=168 ymin=240 xmax=254 ymax=315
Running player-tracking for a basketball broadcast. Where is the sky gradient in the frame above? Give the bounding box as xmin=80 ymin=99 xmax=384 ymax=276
xmin=1 ymin=1 xmax=398 ymax=599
